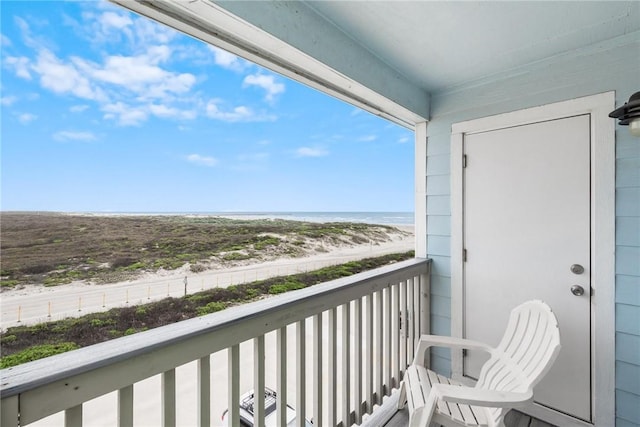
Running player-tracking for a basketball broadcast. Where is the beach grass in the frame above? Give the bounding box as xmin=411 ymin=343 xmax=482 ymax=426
xmin=1 ymin=212 xmax=403 ymax=288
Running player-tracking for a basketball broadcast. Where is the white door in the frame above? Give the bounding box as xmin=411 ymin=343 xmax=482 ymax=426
xmin=462 ymin=115 xmax=591 ymax=422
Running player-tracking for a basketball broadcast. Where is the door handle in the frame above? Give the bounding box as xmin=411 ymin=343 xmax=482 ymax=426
xmin=571 ymin=285 xmax=585 ymax=296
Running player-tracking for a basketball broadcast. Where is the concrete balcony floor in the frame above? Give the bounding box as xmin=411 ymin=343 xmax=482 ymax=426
xmin=383 ymin=408 xmax=556 ymax=427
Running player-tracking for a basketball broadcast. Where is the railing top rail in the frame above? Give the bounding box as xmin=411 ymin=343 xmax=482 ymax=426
xmin=1 ymin=258 xmax=430 ymax=398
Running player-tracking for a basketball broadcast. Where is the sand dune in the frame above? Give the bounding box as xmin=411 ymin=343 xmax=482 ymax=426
xmin=1 ymin=226 xmax=414 ymax=328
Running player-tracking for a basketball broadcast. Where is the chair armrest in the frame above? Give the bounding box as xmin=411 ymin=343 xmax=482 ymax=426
xmin=412 ymin=335 xmax=494 ymax=365
xmin=432 ymin=384 xmax=533 ymax=407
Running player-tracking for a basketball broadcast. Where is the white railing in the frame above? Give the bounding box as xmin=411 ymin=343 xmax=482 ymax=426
xmin=1 ymin=258 xmax=430 ymax=427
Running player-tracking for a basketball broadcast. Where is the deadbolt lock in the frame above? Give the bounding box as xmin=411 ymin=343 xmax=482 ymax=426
xmin=570 ymin=264 xmax=584 ymax=275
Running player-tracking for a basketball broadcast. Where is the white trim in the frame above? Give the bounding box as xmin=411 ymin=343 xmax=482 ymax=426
xmin=109 ymin=0 xmax=426 ymax=129
xmin=450 ymin=132 xmax=465 ymax=377
xmin=450 ymin=92 xmax=615 ymax=427
xmin=415 ymin=122 xmax=428 ymax=259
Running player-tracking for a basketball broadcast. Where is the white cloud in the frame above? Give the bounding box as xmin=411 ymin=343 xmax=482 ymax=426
xmin=243 ymin=74 xmax=285 ymax=102
xmin=397 ymin=136 xmax=410 ymax=144
xmin=206 ymin=100 xmax=276 ymax=123
xmin=79 ymin=7 xmax=175 ymax=47
xmin=33 ymin=49 xmax=106 ymax=101
xmin=70 ymin=105 xmax=89 ymax=113
xmin=102 ymin=102 xmax=148 ymax=126
xmin=1 ymin=96 xmax=18 ymax=106
xmin=14 ymin=17 xmax=36 ymax=48
xmin=70 ymin=48 xmax=196 ymax=101
xmin=131 ymin=15 xmax=176 ymax=45
xmin=1 ymin=34 xmax=11 ymax=46
xmin=350 ymin=108 xmax=363 ymax=116
xmin=208 ymin=45 xmax=251 ymax=72
xmin=18 ymin=113 xmax=37 ymax=124
xmin=358 ymin=134 xmax=378 ymax=142
xmin=4 ymin=56 xmax=32 ymax=79
xmin=149 ymin=103 xmax=196 ymax=120
xmin=53 ymin=130 xmax=97 ymax=142
xmin=295 ymin=147 xmax=329 ymax=158
xmin=99 ymin=11 xmax=133 ymax=31
xmin=186 ymin=154 xmax=217 ymax=167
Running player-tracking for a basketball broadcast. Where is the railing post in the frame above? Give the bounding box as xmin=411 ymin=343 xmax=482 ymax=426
xmin=375 ymin=290 xmax=383 ymax=404
xmin=197 ymin=356 xmax=210 ymax=427
xmin=365 ymin=294 xmax=374 ymax=411
xmin=407 ymin=278 xmax=415 ymax=364
xmin=341 ymin=302 xmax=351 ymax=427
xmin=118 ymin=385 xmax=133 ymax=427
xmin=228 ymin=345 xmax=240 ymax=427
xmin=384 ymin=286 xmax=392 ymax=393
xmin=1 ymin=395 xmax=19 ymax=427
xmin=162 ymin=369 xmax=176 ymax=427
xmin=277 ymin=327 xmax=287 ymax=427
xmin=254 ymin=336 xmax=265 ymax=427
xmin=328 ymin=308 xmax=337 ymax=426
xmin=354 ymin=298 xmax=363 ymax=424
xmin=400 ymin=280 xmax=407 ymax=372
xmin=391 ymin=282 xmax=400 ymax=387
xmin=313 ymin=313 xmax=323 ymax=427
xmin=420 ymin=268 xmax=431 ymax=368
xmin=296 ymin=320 xmax=306 ymax=427
xmin=65 ymin=404 xmax=82 ymax=427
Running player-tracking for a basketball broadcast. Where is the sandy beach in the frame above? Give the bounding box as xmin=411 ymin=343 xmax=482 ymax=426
xmin=1 ymin=225 xmax=414 ymax=328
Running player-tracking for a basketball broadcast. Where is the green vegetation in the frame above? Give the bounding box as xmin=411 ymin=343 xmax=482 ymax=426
xmin=0 ymin=343 xmax=79 ymax=369
xmin=197 ymin=301 xmax=227 ymax=315
xmin=0 ymin=213 xmax=401 ymax=287
xmin=268 ymin=279 xmax=305 ymax=294
xmin=0 ymin=251 xmax=414 ymax=367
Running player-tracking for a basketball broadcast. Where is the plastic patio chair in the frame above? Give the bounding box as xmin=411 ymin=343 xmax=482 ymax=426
xmin=398 ymin=300 xmax=561 ymax=427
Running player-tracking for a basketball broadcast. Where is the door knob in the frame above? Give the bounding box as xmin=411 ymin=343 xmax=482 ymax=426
xmin=571 ymin=285 xmax=585 ymax=296
xmin=570 ymin=264 xmax=584 ymax=274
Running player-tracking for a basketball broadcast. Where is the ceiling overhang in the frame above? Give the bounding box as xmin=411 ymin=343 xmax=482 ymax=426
xmin=110 ymin=0 xmax=429 ymax=129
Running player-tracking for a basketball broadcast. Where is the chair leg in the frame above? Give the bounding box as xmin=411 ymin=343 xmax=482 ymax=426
xmin=413 ymin=390 xmax=438 ymax=427
xmin=398 ymin=380 xmax=407 ymax=409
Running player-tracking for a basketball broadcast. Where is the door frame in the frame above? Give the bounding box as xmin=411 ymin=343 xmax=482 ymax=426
xmin=450 ymin=92 xmax=615 ymax=427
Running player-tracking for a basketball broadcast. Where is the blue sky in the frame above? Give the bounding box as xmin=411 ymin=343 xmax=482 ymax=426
xmin=1 ymin=1 xmax=414 ymax=212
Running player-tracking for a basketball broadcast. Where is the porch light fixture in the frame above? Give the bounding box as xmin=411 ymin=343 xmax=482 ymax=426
xmin=609 ymin=91 xmax=640 ymax=137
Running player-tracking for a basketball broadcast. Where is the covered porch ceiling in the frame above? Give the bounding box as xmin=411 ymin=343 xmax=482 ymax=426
xmin=112 ymin=1 xmax=639 ymax=127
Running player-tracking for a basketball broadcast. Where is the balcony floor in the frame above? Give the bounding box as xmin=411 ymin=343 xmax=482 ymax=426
xmin=362 ymin=393 xmax=556 ymax=427
xmin=382 ymin=407 xmax=556 ymax=426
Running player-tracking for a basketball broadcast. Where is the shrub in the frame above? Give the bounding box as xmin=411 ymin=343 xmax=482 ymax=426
xmin=190 ymin=264 xmax=207 ymax=273
xmin=245 ymin=289 xmax=259 ymax=299
xmin=111 ymin=257 xmax=138 ymax=269
xmin=197 ymin=301 xmax=227 ymax=316
xmin=0 ymin=280 xmax=19 ymax=288
xmin=1 ymin=335 xmax=17 ymax=344
xmin=268 ymin=279 xmax=305 ymax=295
xmin=222 ymin=252 xmax=251 ymax=261
xmin=0 ymin=342 xmax=79 ymax=368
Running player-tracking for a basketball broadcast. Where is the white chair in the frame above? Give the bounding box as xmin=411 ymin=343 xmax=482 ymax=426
xmin=398 ymin=300 xmax=561 ymax=427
